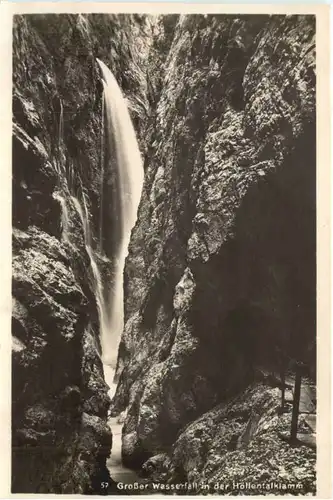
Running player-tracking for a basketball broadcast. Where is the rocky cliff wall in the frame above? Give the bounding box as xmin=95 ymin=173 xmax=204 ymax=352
xmin=113 ymin=14 xmax=316 ymax=488
xmin=12 ymin=14 xmax=150 ymax=493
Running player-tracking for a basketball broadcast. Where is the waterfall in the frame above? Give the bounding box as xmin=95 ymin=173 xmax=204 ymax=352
xmin=68 ymin=160 xmax=75 ymax=193
xmin=97 ymin=58 xmax=144 ymax=367
xmin=55 ymin=192 xmax=70 ymax=242
xmin=60 ymin=194 xmax=69 ymax=240
xmin=71 ymin=194 xmax=109 ymax=349
xmin=55 ymin=99 xmax=65 ymax=176
xmin=54 ymin=61 xmax=143 ymax=373
xmin=59 ymin=99 xmax=64 ymax=151
xmin=99 ymin=90 xmax=105 ymax=253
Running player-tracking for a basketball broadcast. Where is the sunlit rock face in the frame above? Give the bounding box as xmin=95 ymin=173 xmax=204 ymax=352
xmin=114 ymin=14 xmax=316 ymax=488
xmin=12 ymin=13 xmax=151 ymax=493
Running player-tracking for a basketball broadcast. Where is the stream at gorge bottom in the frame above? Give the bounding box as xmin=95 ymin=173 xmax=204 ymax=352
xmin=103 ymin=365 xmax=162 ymax=496
xmin=103 ymin=365 xmax=140 ymax=484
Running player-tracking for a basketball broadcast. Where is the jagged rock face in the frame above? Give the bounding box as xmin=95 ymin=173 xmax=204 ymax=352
xmin=12 ymin=229 xmax=111 ymax=493
xmin=114 ymin=13 xmax=316 ymax=473
xmin=12 ymin=14 xmax=150 ymax=493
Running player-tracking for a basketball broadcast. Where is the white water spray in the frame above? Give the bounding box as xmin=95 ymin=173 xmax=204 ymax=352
xmin=71 ymin=194 xmax=109 ymax=351
xmin=55 ymin=61 xmax=143 ymax=376
xmin=55 ymin=99 xmax=65 ymax=176
xmin=59 ymin=99 xmax=64 ymax=151
xmin=97 ymin=58 xmax=144 ymax=367
xmin=99 ymin=90 xmax=105 ymax=252
xmin=54 ymin=192 xmax=69 ymax=242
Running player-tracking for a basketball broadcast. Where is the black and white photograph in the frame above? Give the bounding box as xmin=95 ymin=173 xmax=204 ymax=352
xmin=6 ymin=4 xmax=330 ymax=497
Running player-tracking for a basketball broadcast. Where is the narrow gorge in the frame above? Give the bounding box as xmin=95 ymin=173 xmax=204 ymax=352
xmin=12 ymin=13 xmax=316 ymax=495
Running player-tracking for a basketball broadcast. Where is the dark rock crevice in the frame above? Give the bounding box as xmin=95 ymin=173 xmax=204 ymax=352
xmin=190 ymin=121 xmax=316 ymax=401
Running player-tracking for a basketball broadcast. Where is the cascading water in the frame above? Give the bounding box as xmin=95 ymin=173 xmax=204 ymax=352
xmin=99 ymin=90 xmax=105 ymax=253
xmin=55 ymin=99 xmax=65 ymax=176
xmin=52 ymin=59 xmax=144 ymax=485
xmin=97 ymin=58 xmax=144 ymax=368
xmin=71 ymin=194 xmax=110 ymax=351
xmin=59 ymin=99 xmax=64 ymax=151
xmin=54 ymin=60 xmax=143 ymax=397
xmin=95 ymin=61 xmax=144 ymax=483
xmin=54 ymin=192 xmax=70 ymax=242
